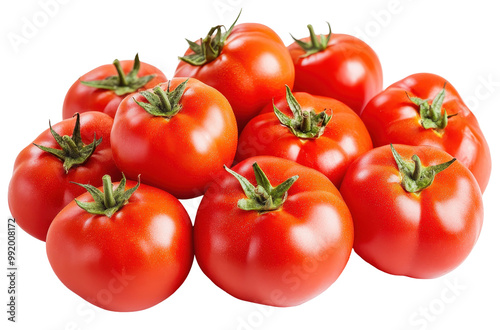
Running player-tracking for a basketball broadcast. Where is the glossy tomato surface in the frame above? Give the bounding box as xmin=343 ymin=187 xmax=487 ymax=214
xmin=175 ymin=23 xmax=295 ymax=130
xmin=63 ymin=59 xmax=166 ymax=119
xmin=46 ymin=181 xmax=193 ymax=312
xmin=236 ymin=92 xmax=372 ymax=187
xmin=111 ymin=78 xmax=238 ymax=199
xmin=360 ymin=73 xmax=491 ymax=192
xmin=8 ymin=112 xmax=121 ymax=241
xmin=289 ymin=33 xmax=382 ymax=114
xmin=340 ymin=144 xmax=483 ymax=279
xmin=194 ymin=156 xmax=353 ymax=306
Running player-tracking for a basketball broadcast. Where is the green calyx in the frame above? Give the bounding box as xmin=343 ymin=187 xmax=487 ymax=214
xmin=80 ymin=54 xmax=156 ymax=96
xmin=274 ymin=85 xmax=332 ymax=139
xmin=73 ymin=174 xmax=140 ymax=218
xmin=407 ymin=84 xmax=457 ymax=130
xmin=390 ymin=144 xmax=456 ymax=193
xmin=134 ymin=79 xmax=188 ymax=118
xmin=179 ymin=10 xmax=241 ymax=66
xmin=291 ymin=22 xmax=332 ymax=57
xmin=34 ymin=113 xmax=102 ymax=173
xmin=225 ymin=162 xmax=299 ymax=212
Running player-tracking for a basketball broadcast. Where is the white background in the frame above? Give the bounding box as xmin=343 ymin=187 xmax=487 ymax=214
xmin=1 ymin=0 xmax=499 ymax=329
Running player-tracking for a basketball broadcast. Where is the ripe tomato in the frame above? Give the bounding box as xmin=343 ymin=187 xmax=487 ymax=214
xmin=63 ymin=54 xmax=167 ymax=119
xmin=174 ymin=13 xmax=294 ymax=130
xmin=288 ymin=23 xmax=383 ymax=115
xmin=111 ymin=78 xmax=238 ymax=199
xmin=236 ymin=86 xmax=372 ymax=187
xmin=194 ymin=156 xmax=353 ymax=307
xmin=360 ymin=73 xmax=491 ymax=193
xmin=46 ymin=175 xmax=193 ymax=312
xmin=340 ymin=144 xmax=483 ymax=279
xmin=8 ymin=112 xmax=121 ymax=241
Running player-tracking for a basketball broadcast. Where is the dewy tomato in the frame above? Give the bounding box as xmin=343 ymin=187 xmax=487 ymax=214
xmin=174 ymin=12 xmax=294 ymax=130
xmin=288 ymin=23 xmax=383 ymax=115
xmin=236 ymin=86 xmax=372 ymax=187
xmin=46 ymin=175 xmax=193 ymax=312
xmin=63 ymin=54 xmax=167 ymax=119
xmin=111 ymin=78 xmax=237 ymax=199
xmin=194 ymin=156 xmax=353 ymax=307
xmin=360 ymin=73 xmax=491 ymax=193
xmin=340 ymin=144 xmax=483 ymax=279
xmin=8 ymin=112 xmax=121 ymax=241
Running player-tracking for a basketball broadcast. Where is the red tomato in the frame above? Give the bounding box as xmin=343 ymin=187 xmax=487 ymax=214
xmin=360 ymin=73 xmax=491 ymax=193
xmin=194 ymin=156 xmax=353 ymax=307
xmin=111 ymin=78 xmax=238 ymax=199
xmin=63 ymin=54 xmax=167 ymax=119
xmin=174 ymin=13 xmax=294 ymax=130
xmin=46 ymin=175 xmax=193 ymax=312
xmin=8 ymin=112 xmax=121 ymax=241
xmin=288 ymin=23 xmax=383 ymax=115
xmin=340 ymin=144 xmax=483 ymax=279
xmin=236 ymin=86 xmax=372 ymax=187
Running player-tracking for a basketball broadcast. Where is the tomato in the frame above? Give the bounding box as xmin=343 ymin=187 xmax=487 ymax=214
xmin=340 ymin=144 xmax=483 ymax=279
xmin=111 ymin=78 xmax=238 ymax=199
xmin=63 ymin=54 xmax=167 ymax=119
xmin=236 ymin=86 xmax=372 ymax=187
xmin=8 ymin=112 xmax=121 ymax=241
xmin=288 ymin=23 xmax=383 ymax=115
xmin=360 ymin=73 xmax=491 ymax=193
xmin=194 ymin=156 xmax=353 ymax=307
xmin=46 ymin=175 xmax=193 ymax=312
xmin=174 ymin=13 xmax=294 ymax=130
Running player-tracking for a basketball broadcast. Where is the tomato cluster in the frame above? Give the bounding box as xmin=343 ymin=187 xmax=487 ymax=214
xmin=8 ymin=11 xmax=489 ymax=312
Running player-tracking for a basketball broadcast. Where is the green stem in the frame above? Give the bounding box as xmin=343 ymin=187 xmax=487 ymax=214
xmin=102 ymin=175 xmax=116 ymax=209
xmin=154 ymin=86 xmax=172 ymax=113
xmin=301 ymin=111 xmax=312 ymax=132
xmin=411 ymin=155 xmax=422 ymax=181
xmin=307 ymin=24 xmax=320 ymax=49
xmin=113 ymin=59 xmax=127 ymax=86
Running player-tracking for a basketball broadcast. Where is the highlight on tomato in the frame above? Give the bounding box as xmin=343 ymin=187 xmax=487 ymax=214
xmin=194 ymin=156 xmax=354 ymax=307
xmin=360 ymin=73 xmax=491 ymax=193
xmin=46 ymin=174 xmax=193 ymax=312
xmin=8 ymin=112 xmax=121 ymax=241
xmin=236 ymin=86 xmax=372 ymax=187
xmin=63 ymin=54 xmax=167 ymax=119
xmin=340 ymin=144 xmax=483 ymax=279
xmin=175 ymin=11 xmax=295 ymax=130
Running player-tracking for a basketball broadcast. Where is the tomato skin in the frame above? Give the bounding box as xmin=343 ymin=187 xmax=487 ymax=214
xmin=236 ymin=92 xmax=373 ymax=187
xmin=360 ymin=73 xmax=491 ymax=193
xmin=8 ymin=112 xmax=121 ymax=241
xmin=175 ymin=23 xmax=295 ymax=130
xmin=63 ymin=60 xmax=167 ymax=119
xmin=194 ymin=156 xmax=353 ymax=307
xmin=111 ymin=78 xmax=238 ymax=199
xmin=288 ymin=33 xmax=382 ymax=115
xmin=340 ymin=144 xmax=483 ymax=279
xmin=46 ymin=181 xmax=193 ymax=312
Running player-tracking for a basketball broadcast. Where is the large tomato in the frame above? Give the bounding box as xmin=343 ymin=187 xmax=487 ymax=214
xmin=236 ymin=86 xmax=372 ymax=187
xmin=288 ymin=23 xmax=382 ymax=114
xmin=111 ymin=78 xmax=238 ymax=199
xmin=340 ymin=144 xmax=483 ymax=279
xmin=8 ymin=112 xmax=121 ymax=241
xmin=360 ymin=73 xmax=491 ymax=192
xmin=63 ymin=54 xmax=167 ymax=119
xmin=174 ymin=13 xmax=294 ymax=130
xmin=46 ymin=175 xmax=193 ymax=312
xmin=194 ymin=156 xmax=353 ymax=307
